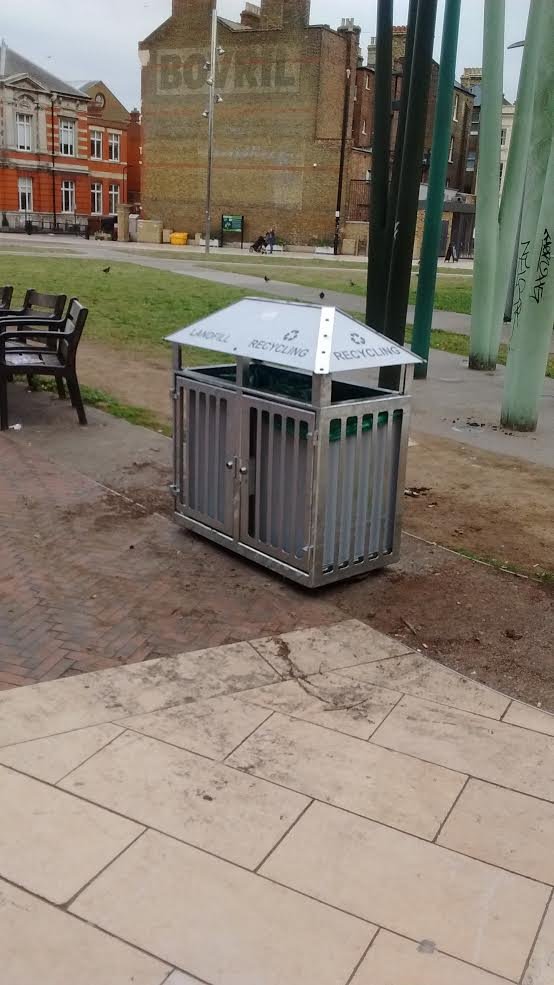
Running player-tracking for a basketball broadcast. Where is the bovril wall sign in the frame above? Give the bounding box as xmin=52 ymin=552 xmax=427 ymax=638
xmin=157 ymin=48 xmax=301 ymax=95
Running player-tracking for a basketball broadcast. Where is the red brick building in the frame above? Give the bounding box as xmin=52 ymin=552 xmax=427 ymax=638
xmin=0 ymin=43 xmax=133 ymax=232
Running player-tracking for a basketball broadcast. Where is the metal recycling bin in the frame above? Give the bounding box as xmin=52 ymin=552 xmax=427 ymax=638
xmin=166 ymin=298 xmax=422 ymax=588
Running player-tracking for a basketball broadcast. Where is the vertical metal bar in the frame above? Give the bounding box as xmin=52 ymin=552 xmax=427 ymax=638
xmin=213 ymin=395 xmax=221 ymax=521
xmin=380 ymin=413 xmax=394 ymax=554
xmin=349 ymin=416 xmax=362 ymax=564
xmin=254 ymin=408 xmax=262 ymax=541
xmin=333 ymin=419 xmax=345 ymax=570
xmin=277 ymin=415 xmax=286 ymax=551
xmin=266 ymin=410 xmax=275 ymax=545
xmin=363 ymin=415 xmax=376 ymax=557
xmin=290 ymin=417 xmax=300 ymax=558
xmin=203 ymin=392 xmax=210 ymax=514
xmin=194 ymin=389 xmax=201 ymax=511
xmin=205 ymin=0 xmax=218 ymax=255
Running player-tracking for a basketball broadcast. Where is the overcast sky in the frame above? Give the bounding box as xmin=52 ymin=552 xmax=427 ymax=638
xmin=3 ymin=0 xmax=529 ymax=109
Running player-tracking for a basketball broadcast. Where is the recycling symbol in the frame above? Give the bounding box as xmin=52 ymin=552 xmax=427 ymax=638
xmin=284 ymin=329 xmax=299 ymax=341
xmin=350 ymin=332 xmax=367 ymax=345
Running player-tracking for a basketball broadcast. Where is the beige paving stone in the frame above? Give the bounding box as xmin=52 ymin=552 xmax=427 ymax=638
xmin=0 ymin=723 xmax=124 ymax=783
xmin=0 ymin=643 xmax=278 ymax=747
xmin=0 ymin=765 xmax=142 ymax=904
xmin=227 ymin=713 xmax=465 ymax=839
xmin=261 ymin=801 xmax=550 ymax=981
xmin=71 ymin=828 xmax=375 ymax=985
xmin=164 ymin=974 xmax=207 ymax=985
xmin=523 ymin=898 xmax=554 ymax=985
xmin=251 ymin=619 xmax=410 ymax=677
xmin=0 ymin=878 xmax=169 ymax=985
xmin=503 ymin=701 xmax=554 ymax=737
xmin=351 ymin=929 xmax=510 ymax=985
xmin=119 ymin=695 xmax=272 ymax=760
xmin=239 ymin=672 xmax=402 ymax=739
xmin=60 ymin=730 xmax=308 ymax=869
xmin=372 ymin=695 xmax=554 ymax=802
xmin=337 ymin=653 xmax=510 ymax=719
xmin=438 ymin=779 xmax=554 ymax=884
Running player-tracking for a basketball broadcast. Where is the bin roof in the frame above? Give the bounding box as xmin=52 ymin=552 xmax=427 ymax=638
xmin=165 ymin=298 xmax=423 ymax=375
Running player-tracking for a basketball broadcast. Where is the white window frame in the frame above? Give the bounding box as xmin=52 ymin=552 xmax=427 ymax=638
xmin=108 ymin=183 xmax=120 ymax=214
xmin=61 ymin=179 xmax=76 ymax=213
xmin=16 ymin=112 xmax=33 ymax=152
xmin=365 ymin=75 xmax=370 ymax=90
xmin=59 ymin=118 xmax=76 ymax=156
xmin=500 ymin=127 xmax=507 ymax=146
xmin=362 ymin=119 xmax=367 ymax=135
xmin=91 ymin=182 xmax=102 ymax=215
xmin=90 ymin=129 xmax=103 ymax=159
xmin=448 ymin=135 xmax=454 ymax=164
xmin=108 ymin=132 xmax=120 ymax=162
xmin=18 ymin=177 xmax=33 ymax=212
xmin=452 ymin=93 xmax=459 ymax=122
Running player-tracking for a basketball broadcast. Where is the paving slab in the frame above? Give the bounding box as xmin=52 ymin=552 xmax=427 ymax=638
xmin=522 ymin=898 xmax=554 ymax=985
xmin=0 ymin=642 xmax=278 ymax=747
xmin=336 ymin=652 xmax=510 ymax=719
xmin=0 ymin=879 xmax=169 ymax=985
xmin=372 ymin=695 xmax=554 ymax=802
xmin=228 ymin=713 xmax=465 ymax=839
xmin=239 ymin=672 xmax=402 ymax=739
xmin=0 ymin=723 xmax=124 ymax=783
xmin=60 ymin=730 xmax=308 ymax=869
xmin=119 ymin=694 xmax=272 ymax=759
xmin=251 ymin=620 xmax=411 ymax=678
xmin=351 ymin=929 xmax=510 ymax=985
xmin=0 ymin=765 xmax=142 ymax=904
xmin=438 ymin=778 xmax=554 ymax=884
xmin=70 ymin=828 xmax=374 ymax=985
xmin=503 ymin=701 xmax=554 ymax=736
xmin=261 ymin=801 xmax=550 ymax=981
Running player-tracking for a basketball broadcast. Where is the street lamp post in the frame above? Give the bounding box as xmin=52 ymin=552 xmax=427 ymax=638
xmin=204 ymin=0 xmax=219 ymax=256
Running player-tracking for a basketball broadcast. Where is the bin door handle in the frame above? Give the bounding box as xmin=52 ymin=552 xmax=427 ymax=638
xmin=225 ymin=460 xmax=234 ymax=470
xmin=239 ymin=466 xmax=248 ymax=475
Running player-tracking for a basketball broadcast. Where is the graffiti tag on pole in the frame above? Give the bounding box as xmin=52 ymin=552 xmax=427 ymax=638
xmin=512 ymin=239 xmax=531 ymax=327
xmin=530 ymin=228 xmax=552 ymax=304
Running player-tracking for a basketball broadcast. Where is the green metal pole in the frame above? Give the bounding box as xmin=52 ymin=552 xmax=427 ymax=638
xmin=365 ymin=0 xmax=393 ymax=332
xmin=501 ymin=3 xmax=554 ymax=432
xmin=468 ymin=0 xmax=505 ymax=370
xmin=379 ymin=0 xmax=438 ymax=391
xmin=411 ymin=0 xmax=462 ymax=378
xmin=488 ymin=0 xmax=547 ymax=365
xmin=501 ymin=135 xmax=554 ymax=430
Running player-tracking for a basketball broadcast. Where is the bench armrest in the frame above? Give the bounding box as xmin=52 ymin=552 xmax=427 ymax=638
xmin=0 ymin=329 xmax=69 ymax=356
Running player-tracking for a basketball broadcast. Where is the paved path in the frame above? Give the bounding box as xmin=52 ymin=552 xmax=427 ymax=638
xmin=0 ymin=618 xmax=553 ymax=984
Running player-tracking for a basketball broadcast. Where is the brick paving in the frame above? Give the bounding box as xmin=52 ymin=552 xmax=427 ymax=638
xmin=0 ymin=435 xmax=341 ymax=687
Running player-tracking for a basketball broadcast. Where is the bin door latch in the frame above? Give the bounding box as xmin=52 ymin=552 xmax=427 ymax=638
xmin=225 ymin=460 xmax=234 ymax=470
xmin=239 ymin=466 xmax=248 ymax=475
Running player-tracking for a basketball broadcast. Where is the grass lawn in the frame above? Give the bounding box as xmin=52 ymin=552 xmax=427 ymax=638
xmin=0 ymin=255 xmax=245 ymax=362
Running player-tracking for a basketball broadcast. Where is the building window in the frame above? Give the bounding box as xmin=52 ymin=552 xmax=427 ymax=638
xmin=362 ymin=119 xmax=367 ymax=135
xmin=499 ymin=163 xmax=504 ymax=184
xmin=108 ymin=183 xmax=120 ymax=214
xmin=90 ymin=129 xmax=102 ymax=159
xmin=91 ymin=182 xmax=102 ymax=215
xmin=18 ymin=177 xmax=33 ymax=212
xmin=466 ymin=151 xmax=476 ymax=172
xmin=108 ymin=133 xmax=120 ymax=161
xmin=61 ymin=179 xmax=76 ymax=213
xmin=16 ymin=113 xmax=33 ymax=151
xmin=448 ymin=135 xmax=454 ymax=163
xmin=471 ymin=106 xmax=480 ymax=124
xmin=500 ymin=127 xmax=507 ymax=146
xmin=59 ymin=119 xmax=76 ymax=156
xmin=453 ymin=93 xmax=459 ymax=121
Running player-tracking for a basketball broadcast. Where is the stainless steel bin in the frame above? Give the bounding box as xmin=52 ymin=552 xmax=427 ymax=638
xmin=166 ymin=298 xmax=422 ymax=588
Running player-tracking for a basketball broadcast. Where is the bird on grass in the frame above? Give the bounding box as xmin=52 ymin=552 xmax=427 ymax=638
xmin=319 ymin=291 xmax=325 ymax=300
xmin=350 ymin=280 xmax=356 ymax=287
xmin=264 ymin=275 xmax=270 ymax=282
xmin=102 ymin=266 xmax=111 ymax=274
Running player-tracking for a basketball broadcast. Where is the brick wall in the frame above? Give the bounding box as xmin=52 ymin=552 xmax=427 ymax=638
xmin=139 ymin=0 xmax=359 ymax=245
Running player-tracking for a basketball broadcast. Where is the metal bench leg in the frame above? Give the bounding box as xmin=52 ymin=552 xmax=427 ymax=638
xmin=26 ymin=374 xmax=38 ymax=391
xmin=66 ymin=375 xmax=87 ymax=426
xmin=0 ymin=379 xmax=8 ymax=431
xmin=55 ymin=377 xmax=66 ymax=400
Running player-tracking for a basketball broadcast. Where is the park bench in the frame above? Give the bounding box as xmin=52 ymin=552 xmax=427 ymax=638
xmin=0 ymin=286 xmax=14 ymax=311
xmin=0 ymin=289 xmax=66 ymax=325
xmin=0 ymin=299 xmax=88 ymax=430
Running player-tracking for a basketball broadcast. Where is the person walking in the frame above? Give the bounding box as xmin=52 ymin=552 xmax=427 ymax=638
xmin=267 ymin=227 xmax=276 ymax=255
